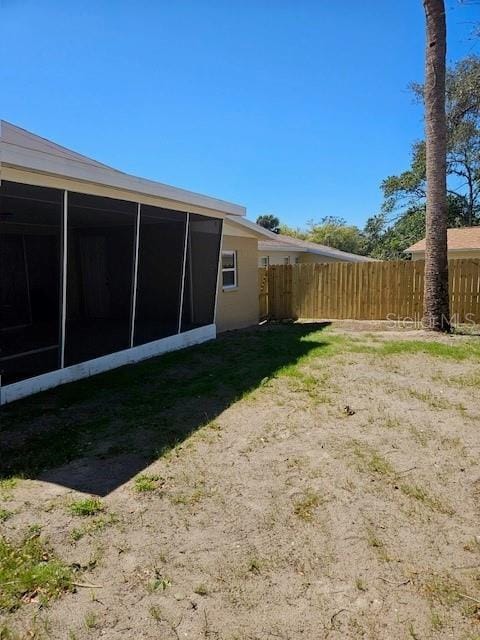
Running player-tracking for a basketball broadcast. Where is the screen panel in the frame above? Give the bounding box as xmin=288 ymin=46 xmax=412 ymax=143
xmin=0 ymin=181 xmax=63 ymax=384
xmin=134 ymin=206 xmax=186 ymax=345
xmin=181 ymin=214 xmax=222 ymax=332
xmin=65 ymin=193 xmax=136 ymax=366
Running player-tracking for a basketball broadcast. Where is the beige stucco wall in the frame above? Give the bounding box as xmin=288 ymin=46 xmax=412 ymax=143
xmin=258 ymin=251 xmax=345 ymax=266
xmin=217 ymin=236 xmax=259 ymax=332
xmin=298 ymin=252 xmax=343 ymax=264
xmin=411 ymin=249 xmax=480 ymax=261
xmin=258 ymin=251 xmax=301 ymax=266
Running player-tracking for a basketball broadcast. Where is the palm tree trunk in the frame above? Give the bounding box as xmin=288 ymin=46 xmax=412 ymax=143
xmin=423 ymin=0 xmax=450 ymax=331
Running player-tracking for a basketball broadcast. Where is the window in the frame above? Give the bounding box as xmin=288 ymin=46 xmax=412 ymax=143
xmin=295 ymin=256 xmax=300 ymax=264
xmin=260 ymin=256 xmax=269 ymax=268
xmin=283 ymin=256 xmax=290 ymax=265
xmin=222 ymin=251 xmax=237 ymax=289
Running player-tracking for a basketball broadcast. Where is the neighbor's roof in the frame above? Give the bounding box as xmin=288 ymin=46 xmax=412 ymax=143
xmin=406 ymin=227 xmax=480 ymax=253
xmin=0 ymin=120 xmax=245 ymax=216
xmin=258 ymin=234 xmax=376 ymax=263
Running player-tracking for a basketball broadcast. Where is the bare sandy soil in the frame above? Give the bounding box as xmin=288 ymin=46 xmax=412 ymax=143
xmin=2 ymin=323 xmax=480 ymax=639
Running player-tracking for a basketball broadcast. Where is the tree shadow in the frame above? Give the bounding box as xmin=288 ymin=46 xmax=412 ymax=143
xmin=0 ymin=322 xmax=331 ymax=496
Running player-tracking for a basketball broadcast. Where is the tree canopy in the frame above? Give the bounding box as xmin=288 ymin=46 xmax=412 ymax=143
xmin=365 ymin=55 xmax=480 ymax=258
xmin=256 ymin=214 xmax=280 ymax=234
xmin=265 ymin=56 xmax=480 ymax=260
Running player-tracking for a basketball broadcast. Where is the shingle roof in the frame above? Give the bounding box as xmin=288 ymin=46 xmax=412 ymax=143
xmin=258 ymin=235 xmax=376 ymax=262
xmin=406 ymin=227 xmax=480 ymax=253
xmin=0 ymin=120 xmax=245 ymax=216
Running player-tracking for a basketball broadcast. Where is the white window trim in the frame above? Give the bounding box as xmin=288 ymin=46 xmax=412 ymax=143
xmin=222 ymin=250 xmax=238 ymax=290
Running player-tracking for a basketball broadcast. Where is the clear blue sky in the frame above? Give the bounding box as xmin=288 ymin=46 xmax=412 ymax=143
xmin=1 ymin=1 xmax=479 ymax=228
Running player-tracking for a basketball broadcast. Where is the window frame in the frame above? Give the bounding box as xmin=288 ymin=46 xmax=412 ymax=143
xmin=222 ymin=250 xmax=238 ymax=290
xmin=260 ymin=256 xmax=269 ymax=268
xmin=283 ymin=256 xmax=290 ymax=265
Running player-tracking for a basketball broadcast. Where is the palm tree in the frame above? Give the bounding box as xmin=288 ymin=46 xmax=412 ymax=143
xmin=423 ymin=0 xmax=450 ymax=331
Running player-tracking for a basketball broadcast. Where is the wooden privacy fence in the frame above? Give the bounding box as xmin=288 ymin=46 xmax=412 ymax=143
xmin=258 ymin=259 xmax=480 ymax=323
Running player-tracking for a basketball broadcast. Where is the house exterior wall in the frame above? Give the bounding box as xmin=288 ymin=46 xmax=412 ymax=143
xmin=217 ymin=236 xmax=259 ymax=332
xmin=0 ymin=169 xmax=228 ymax=403
xmin=297 ymin=253 xmax=342 ymax=264
xmin=258 ymin=251 xmax=351 ymax=266
xmin=411 ymin=249 xmax=480 ymax=261
xmin=258 ymin=251 xmax=302 ymax=266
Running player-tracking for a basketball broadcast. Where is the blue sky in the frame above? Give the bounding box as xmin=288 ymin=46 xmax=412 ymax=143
xmin=1 ymin=1 xmax=479 ymax=228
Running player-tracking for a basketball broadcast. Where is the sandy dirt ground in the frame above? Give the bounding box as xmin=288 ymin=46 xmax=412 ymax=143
xmin=1 ymin=323 xmax=480 ymax=639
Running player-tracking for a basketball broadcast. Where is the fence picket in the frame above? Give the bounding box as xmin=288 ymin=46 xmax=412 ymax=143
xmin=259 ymin=259 xmax=480 ymax=325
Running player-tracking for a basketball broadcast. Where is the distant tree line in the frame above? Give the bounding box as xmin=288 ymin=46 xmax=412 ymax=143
xmin=257 ymin=55 xmax=480 ymax=260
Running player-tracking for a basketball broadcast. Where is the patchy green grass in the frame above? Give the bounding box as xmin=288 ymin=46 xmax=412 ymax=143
xmin=83 ymin=611 xmax=98 ymax=630
xmin=293 ymin=489 xmax=323 ymax=522
xmin=68 ymin=498 xmax=104 ymax=517
xmin=70 ymin=514 xmax=118 ymax=542
xmin=193 ymin=583 xmax=209 ymax=596
xmin=133 ymin=474 xmax=162 ymax=493
xmin=407 ymin=388 xmax=463 ymax=412
xmin=349 ymin=338 xmax=480 ymax=361
xmin=399 ymin=483 xmax=453 ymax=515
xmin=3 ymin=324 xmax=478 ymax=485
xmin=0 ymin=478 xmax=19 ymax=498
xmin=423 ymin=574 xmax=464 ymax=607
xmin=1 ymin=325 xmax=339 ymax=479
xmin=0 ymin=508 xmax=13 ymax=522
xmin=352 ymin=443 xmax=395 ymax=477
xmin=365 ymin=526 xmax=391 ymax=562
xmin=170 ymin=487 xmax=205 ymax=506
xmin=0 ymin=535 xmax=74 ymax=611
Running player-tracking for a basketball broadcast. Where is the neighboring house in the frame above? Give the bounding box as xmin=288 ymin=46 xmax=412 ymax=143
xmin=258 ymin=234 xmax=376 ymax=266
xmin=0 ymin=120 xmax=264 ymax=404
xmin=406 ymin=227 xmax=480 ymax=261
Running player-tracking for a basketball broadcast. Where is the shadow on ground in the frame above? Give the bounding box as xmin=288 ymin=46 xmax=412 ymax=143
xmin=0 ymin=323 xmax=331 ymax=495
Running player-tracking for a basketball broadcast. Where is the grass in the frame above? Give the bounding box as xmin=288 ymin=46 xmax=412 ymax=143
xmin=84 ymin=611 xmax=98 ymax=630
xmin=0 ymin=478 xmax=19 ymax=499
xmin=353 ymin=443 xmax=395 ymax=477
xmin=349 ymin=338 xmax=480 ymax=361
xmin=0 ymin=534 xmax=74 ymax=611
xmin=407 ymin=388 xmax=460 ymax=411
xmin=0 ymin=509 xmax=12 ymax=522
xmin=365 ymin=527 xmax=391 ymax=562
xmin=170 ymin=488 xmax=205 ymax=506
xmin=293 ymin=489 xmax=323 ymax=522
xmin=133 ymin=474 xmax=161 ymax=493
xmin=423 ymin=574 xmax=464 ymax=606
xmin=193 ymin=583 xmax=209 ymax=596
xmin=149 ymin=605 xmax=162 ymax=621
xmin=399 ymin=483 xmax=453 ymax=515
xmin=3 ymin=324 xmax=478 ymax=484
xmin=70 ymin=514 xmax=118 ymax=541
xmin=355 ymin=577 xmax=367 ymax=591
xmin=68 ymin=497 xmax=104 ymax=517
xmin=1 ymin=324 xmax=339 ymax=479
